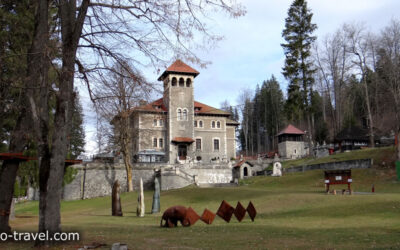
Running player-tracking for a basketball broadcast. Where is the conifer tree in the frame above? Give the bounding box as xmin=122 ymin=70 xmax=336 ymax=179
xmin=281 ymin=0 xmax=317 ymax=147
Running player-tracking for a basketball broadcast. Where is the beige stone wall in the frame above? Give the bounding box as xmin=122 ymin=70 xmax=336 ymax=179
xmin=136 ymin=113 xmax=167 ymax=152
xmin=193 ymin=116 xmax=227 ymax=162
xmin=278 ymin=141 xmax=306 ymax=159
xmin=226 ymin=126 xmax=236 ymax=160
xmin=165 ymin=73 xmax=195 ymax=162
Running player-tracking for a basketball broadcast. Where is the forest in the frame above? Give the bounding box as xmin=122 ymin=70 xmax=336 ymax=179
xmin=230 ymin=15 xmax=400 ymax=156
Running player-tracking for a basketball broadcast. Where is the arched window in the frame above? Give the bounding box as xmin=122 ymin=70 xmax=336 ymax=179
xmin=217 ymin=121 xmax=221 ymax=128
xmin=186 ymin=78 xmax=191 ymax=87
xmin=172 ymin=77 xmax=177 ymax=86
xmin=183 ymin=109 xmax=188 ymax=120
xmin=199 ymin=120 xmax=203 ymax=127
xmin=179 ymin=77 xmax=184 ymax=87
xmin=177 ymin=109 xmax=182 ymax=120
xmin=213 ymin=138 xmax=219 ymax=151
xmin=212 ymin=121 xmax=216 ymax=128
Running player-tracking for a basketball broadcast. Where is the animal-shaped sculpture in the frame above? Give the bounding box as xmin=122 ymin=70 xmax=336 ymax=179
xmin=160 ymin=206 xmax=190 ymax=227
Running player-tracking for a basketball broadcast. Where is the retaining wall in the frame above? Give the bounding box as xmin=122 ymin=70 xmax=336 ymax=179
xmin=62 ymin=162 xmax=233 ymax=200
xmin=284 ymin=159 xmax=372 ymax=173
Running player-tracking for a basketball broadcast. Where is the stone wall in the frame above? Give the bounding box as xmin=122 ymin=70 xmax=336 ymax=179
xmin=278 ymin=141 xmax=306 ymax=159
xmin=62 ymin=162 xmax=233 ymax=200
xmin=284 ymin=158 xmax=372 ymax=173
xmin=62 ymin=163 xmax=158 ymax=200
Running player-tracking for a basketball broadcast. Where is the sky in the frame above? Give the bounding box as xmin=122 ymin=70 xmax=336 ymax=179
xmin=79 ymin=0 xmax=400 ymax=156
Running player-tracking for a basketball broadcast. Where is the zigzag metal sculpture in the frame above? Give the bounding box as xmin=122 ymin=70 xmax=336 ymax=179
xmin=160 ymin=201 xmax=257 ymax=227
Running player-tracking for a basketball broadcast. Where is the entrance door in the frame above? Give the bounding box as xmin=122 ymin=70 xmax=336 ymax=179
xmin=178 ymin=145 xmax=187 ymax=160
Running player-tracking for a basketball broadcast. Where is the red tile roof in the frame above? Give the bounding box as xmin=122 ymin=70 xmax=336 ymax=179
xmin=277 ymin=124 xmax=305 ymax=136
xmin=133 ymin=98 xmax=167 ymax=113
xmin=158 ymin=60 xmax=199 ymax=80
xmin=171 ymin=137 xmax=195 ymax=143
xmin=131 ymin=98 xmax=230 ymax=116
xmin=194 ymin=101 xmax=230 ymax=116
xmin=233 ymin=160 xmax=253 ymax=168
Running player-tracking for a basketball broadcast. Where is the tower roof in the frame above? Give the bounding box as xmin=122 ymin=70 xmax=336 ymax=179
xmin=277 ymin=124 xmax=305 ymax=136
xmin=158 ymin=60 xmax=199 ymax=81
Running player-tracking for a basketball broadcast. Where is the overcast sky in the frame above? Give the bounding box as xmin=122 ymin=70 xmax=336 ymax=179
xmin=80 ymin=0 xmax=400 ymax=155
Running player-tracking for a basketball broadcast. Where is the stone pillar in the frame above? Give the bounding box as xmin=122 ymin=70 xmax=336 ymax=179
xmin=9 ymin=198 xmax=16 ymax=220
xmin=112 ymin=180 xmax=123 ymax=216
xmin=151 ymin=177 xmax=160 ymax=214
xmin=137 ymin=178 xmax=145 ymax=217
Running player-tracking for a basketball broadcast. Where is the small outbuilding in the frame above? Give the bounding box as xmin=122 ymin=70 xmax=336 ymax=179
xmin=334 ymin=126 xmax=380 ymax=152
xmin=277 ymin=124 xmax=307 ymax=159
xmin=233 ymin=160 xmax=255 ymax=179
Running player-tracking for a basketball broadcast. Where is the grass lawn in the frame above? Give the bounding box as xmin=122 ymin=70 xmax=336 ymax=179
xmin=3 ymin=164 xmax=400 ymax=249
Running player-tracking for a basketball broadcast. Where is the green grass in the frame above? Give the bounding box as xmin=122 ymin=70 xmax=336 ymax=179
xmin=4 ymin=158 xmax=400 ymax=249
xmin=282 ymin=146 xmax=397 ymax=168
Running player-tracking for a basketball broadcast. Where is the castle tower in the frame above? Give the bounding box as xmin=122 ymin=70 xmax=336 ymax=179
xmin=158 ymin=60 xmax=199 ymax=163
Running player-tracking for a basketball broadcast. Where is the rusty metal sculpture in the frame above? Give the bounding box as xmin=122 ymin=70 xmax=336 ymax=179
xmin=233 ymin=202 xmax=246 ymax=222
xmin=111 ymin=180 xmax=123 ymax=216
xmin=216 ymin=200 xmax=235 ymax=223
xmin=160 ymin=201 xmax=256 ymax=227
xmin=246 ymin=201 xmax=257 ymax=222
xmin=160 ymin=206 xmax=190 ymax=227
xmin=185 ymin=207 xmax=200 ymax=226
xmin=200 ymin=209 xmax=216 ymax=225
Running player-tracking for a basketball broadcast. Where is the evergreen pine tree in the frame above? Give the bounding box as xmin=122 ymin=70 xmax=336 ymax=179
xmin=68 ymin=93 xmax=85 ymax=159
xmin=281 ymin=0 xmax=317 ymax=123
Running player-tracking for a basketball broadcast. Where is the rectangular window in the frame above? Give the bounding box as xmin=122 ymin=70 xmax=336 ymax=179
xmin=196 ymin=139 xmax=201 ymax=150
xmin=213 ymin=139 xmax=219 ymax=151
xmin=159 ymin=138 xmax=163 ymax=148
xmin=159 ymin=119 xmax=164 ymax=127
xmin=153 ymin=119 xmax=157 ymax=126
xmin=153 ymin=138 xmax=157 ymax=147
xmin=194 ymin=120 xmax=197 ymax=127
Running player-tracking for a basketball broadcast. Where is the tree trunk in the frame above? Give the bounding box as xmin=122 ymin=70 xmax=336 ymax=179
xmin=307 ymin=113 xmax=313 ymax=156
xmin=362 ymin=78 xmax=375 ymax=147
xmin=0 ymin=0 xmax=46 ymax=231
xmin=0 ymin=160 xmax=19 ymax=233
xmin=0 ymin=109 xmax=30 ymax=232
xmin=36 ymin=2 xmax=89 ymax=243
xmin=0 ymin=118 xmax=29 ymax=233
xmin=123 ymin=153 xmax=134 ymax=192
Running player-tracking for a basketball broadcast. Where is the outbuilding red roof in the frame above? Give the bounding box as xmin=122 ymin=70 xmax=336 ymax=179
xmin=158 ymin=60 xmax=200 ymax=81
xmin=171 ymin=137 xmax=195 ymax=143
xmin=277 ymin=124 xmax=305 ymax=136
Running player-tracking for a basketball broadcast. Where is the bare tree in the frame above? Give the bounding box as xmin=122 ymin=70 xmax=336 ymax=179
xmin=1 ymin=0 xmax=246 ymax=242
xmin=343 ymin=23 xmax=376 ymax=146
xmin=313 ymin=29 xmax=350 ymax=136
xmin=237 ymin=89 xmax=252 ymax=156
xmin=45 ymin=0 xmax=244 ymax=243
xmin=377 ymin=19 xmax=400 ymax=160
xmin=93 ymin=62 xmax=152 ymax=191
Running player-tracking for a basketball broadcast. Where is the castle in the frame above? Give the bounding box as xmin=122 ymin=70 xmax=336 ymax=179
xmin=129 ymin=60 xmax=239 ymax=164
